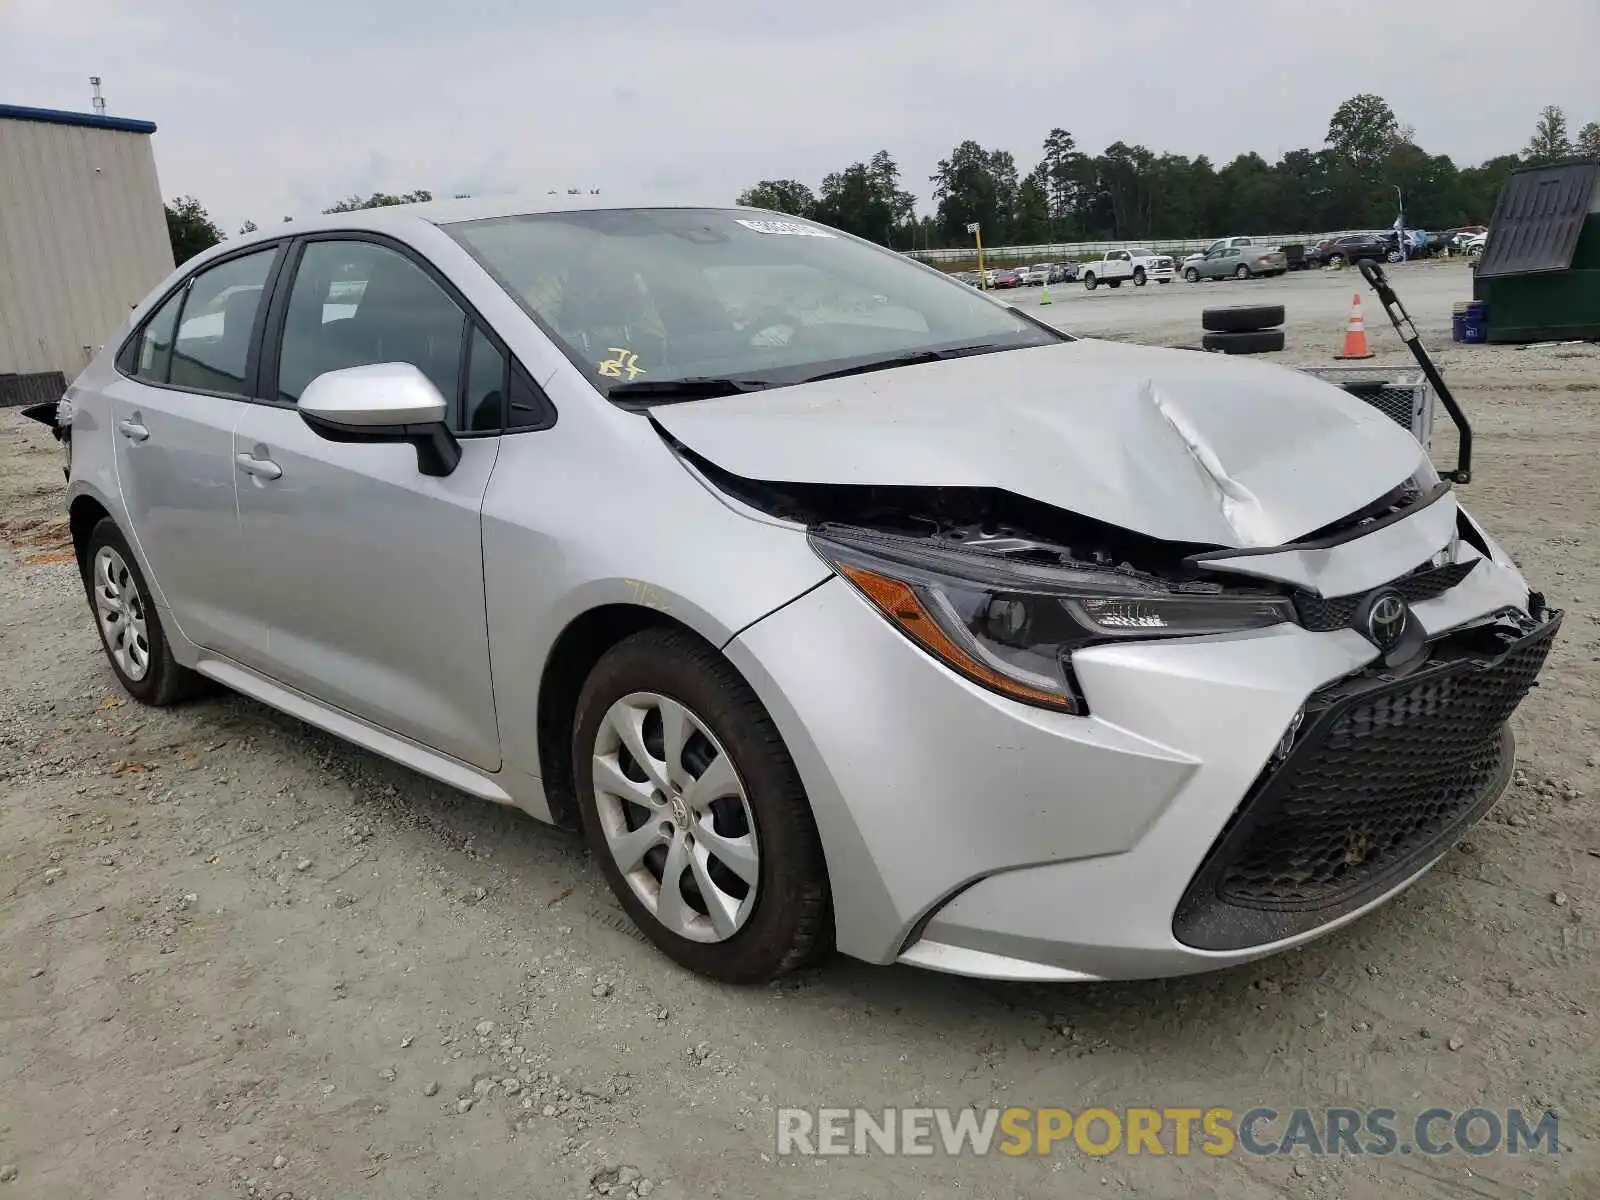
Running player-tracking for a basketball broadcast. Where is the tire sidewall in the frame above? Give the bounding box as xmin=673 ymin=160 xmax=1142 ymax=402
xmin=84 ymin=519 xmax=175 ymax=704
xmin=572 ymin=630 xmax=827 ymax=983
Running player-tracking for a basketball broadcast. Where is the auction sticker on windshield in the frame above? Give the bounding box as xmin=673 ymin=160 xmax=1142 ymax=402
xmin=735 ymin=219 xmax=837 ymax=238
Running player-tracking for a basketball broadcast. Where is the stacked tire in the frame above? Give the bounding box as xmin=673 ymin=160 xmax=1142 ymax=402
xmin=1201 ymin=304 xmax=1285 ymax=355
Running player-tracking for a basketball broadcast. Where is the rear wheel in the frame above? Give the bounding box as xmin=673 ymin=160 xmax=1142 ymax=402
xmin=83 ymin=519 xmax=206 ymax=706
xmin=573 ymin=629 xmax=830 ymax=983
xmin=1234 ymin=264 xmax=1251 ymax=280
xmin=1328 ymin=253 xmax=1346 ymax=268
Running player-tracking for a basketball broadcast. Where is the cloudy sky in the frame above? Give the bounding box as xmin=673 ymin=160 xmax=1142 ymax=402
xmin=5 ymin=0 xmax=1597 ymax=233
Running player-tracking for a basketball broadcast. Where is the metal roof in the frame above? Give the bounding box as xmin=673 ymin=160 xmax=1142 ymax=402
xmin=1476 ymin=160 xmax=1600 ymax=278
xmin=0 ymin=103 xmax=157 ymax=135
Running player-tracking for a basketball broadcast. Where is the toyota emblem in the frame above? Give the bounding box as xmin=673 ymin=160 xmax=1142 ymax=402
xmin=1365 ymin=592 xmax=1409 ymax=650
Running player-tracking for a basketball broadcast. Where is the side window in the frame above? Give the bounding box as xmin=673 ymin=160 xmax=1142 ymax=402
xmin=464 ymin=324 xmax=506 ymax=432
xmin=276 ymin=240 xmax=466 ymax=405
xmin=168 ymin=249 xmax=277 ymax=396
xmin=122 ymin=288 xmax=184 ymax=382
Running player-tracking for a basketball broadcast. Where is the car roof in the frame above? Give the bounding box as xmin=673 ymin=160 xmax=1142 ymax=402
xmin=226 ymin=193 xmax=754 ymax=248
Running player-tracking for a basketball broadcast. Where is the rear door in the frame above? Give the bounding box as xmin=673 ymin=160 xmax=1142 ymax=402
xmin=231 ymin=234 xmax=503 ymax=769
xmin=106 ymin=243 xmax=284 ymax=663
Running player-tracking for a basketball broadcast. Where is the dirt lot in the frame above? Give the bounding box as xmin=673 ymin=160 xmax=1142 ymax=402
xmin=2 ymin=263 xmax=1597 ymax=1198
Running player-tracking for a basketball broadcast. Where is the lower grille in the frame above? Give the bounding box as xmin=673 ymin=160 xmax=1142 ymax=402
xmin=1174 ymin=613 xmax=1560 ymax=952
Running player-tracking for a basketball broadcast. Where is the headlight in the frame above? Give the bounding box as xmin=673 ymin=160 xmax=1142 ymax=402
xmin=810 ymin=525 xmax=1295 ymax=715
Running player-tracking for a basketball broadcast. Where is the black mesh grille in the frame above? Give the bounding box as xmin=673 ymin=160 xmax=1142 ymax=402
xmin=1174 ymin=614 xmax=1560 ymax=951
xmin=1294 ymin=559 xmax=1479 ymax=632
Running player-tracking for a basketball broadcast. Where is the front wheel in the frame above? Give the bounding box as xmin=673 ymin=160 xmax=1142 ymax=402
xmin=573 ymin=629 xmax=831 ymax=983
xmin=1386 ymin=249 xmax=1404 ymax=263
xmin=1185 ymin=267 xmax=1200 ymax=283
xmin=1083 ymin=273 xmax=1097 ymax=291
xmin=1133 ymin=268 xmax=1147 ymax=286
xmin=1234 ymin=265 xmax=1251 ymax=280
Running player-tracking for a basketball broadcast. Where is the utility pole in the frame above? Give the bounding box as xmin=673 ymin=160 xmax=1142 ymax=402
xmin=89 ymin=76 xmax=106 ymax=116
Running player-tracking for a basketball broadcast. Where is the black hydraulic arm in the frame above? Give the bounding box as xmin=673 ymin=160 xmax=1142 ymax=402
xmin=1359 ymin=260 xmax=1473 ymax=483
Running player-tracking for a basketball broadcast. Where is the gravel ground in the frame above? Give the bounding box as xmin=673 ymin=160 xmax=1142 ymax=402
xmin=1 ymin=266 xmax=1597 ymax=1198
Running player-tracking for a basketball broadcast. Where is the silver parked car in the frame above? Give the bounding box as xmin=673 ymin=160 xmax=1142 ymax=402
xmin=1183 ymin=244 xmax=1288 ymax=281
xmin=49 ymin=196 xmax=1560 ymax=985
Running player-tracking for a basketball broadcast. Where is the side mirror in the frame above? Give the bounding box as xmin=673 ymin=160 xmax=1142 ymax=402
xmin=298 ymin=362 xmax=461 ymax=477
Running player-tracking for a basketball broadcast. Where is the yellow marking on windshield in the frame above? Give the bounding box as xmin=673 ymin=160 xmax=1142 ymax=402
xmin=598 ymin=348 xmax=646 ymax=381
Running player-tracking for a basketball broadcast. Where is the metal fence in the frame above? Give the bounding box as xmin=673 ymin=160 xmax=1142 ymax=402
xmin=906 ymin=230 xmax=1383 ymax=265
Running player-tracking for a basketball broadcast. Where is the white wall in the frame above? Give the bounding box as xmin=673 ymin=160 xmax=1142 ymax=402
xmin=0 ymin=118 xmax=174 ymax=376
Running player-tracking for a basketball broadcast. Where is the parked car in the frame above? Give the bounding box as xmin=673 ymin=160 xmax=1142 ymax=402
xmin=1050 ymin=262 xmax=1080 ymax=283
xmin=41 ymin=196 xmax=1560 ymax=986
xmin=1124 ymin=249 xmax=1177 ymax=284
xmin=1462 ymin=231 xmax=1489 ymax=256
xmin=1321 ymin=233 xmax=1402 ymax=267
xmin=1078 ymin=249 xmax=1152 ymax=290
xmin=1182 ymin=244 xmax=1288 ymax=281
xmin=991 ymin=268 xmax=1023 ymax=289
xmin=1021 ymin=264 xmax=1055 ymax=286
xmin=1300 ymin=239 xmax=1330 ymax=269
xmin=1182 ymin=236 xmax=1255 ymax=271
xmin=951 ymin=270 xmax=981 ymax=288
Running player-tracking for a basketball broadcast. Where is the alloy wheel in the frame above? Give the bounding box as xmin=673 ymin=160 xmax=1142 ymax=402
xmin=93 ymin=546 xmax=150 ymax=681
xmin=591 ymin=691 xmax=759 ymax=943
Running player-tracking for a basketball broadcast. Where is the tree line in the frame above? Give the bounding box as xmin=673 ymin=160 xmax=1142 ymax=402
xmin=164 ymin=97 xmax=1599 ymax=265
xmin=737 ymin=98 xmax=1600 ymax=250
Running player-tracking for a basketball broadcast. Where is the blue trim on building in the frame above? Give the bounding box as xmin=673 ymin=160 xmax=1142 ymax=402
xmin=0 ymin=103 xmax=157 ymax=135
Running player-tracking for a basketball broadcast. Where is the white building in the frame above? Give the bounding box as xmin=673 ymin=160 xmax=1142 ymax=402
xmin=0 ymin=103 xmax=173 ymax=404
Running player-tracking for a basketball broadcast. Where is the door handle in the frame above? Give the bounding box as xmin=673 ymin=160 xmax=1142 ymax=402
xmin=235 ymin=452 xmax=283 ymax=481
xmin=117 ymin=419 xmax=150 ymax=442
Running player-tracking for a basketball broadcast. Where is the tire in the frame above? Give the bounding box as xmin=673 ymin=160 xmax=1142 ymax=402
xmin=1203 ymin=329 xmax=1286 ymax=354
xmin=1083 ymin=273 xmax=1097 ymax=291
xmin=1328 ymin=254 xmax=1345 ymax=268
xmin=1234 ymin=265 xmax=1251 ymax=280
xmin=1386 ymin=249 xmax=1403 ymax=263
xmin=1133 ymin=268 xmax=1147 ymax=286
xmin=572 ymin=628 xmax=831 ymax=984
xmin=1203 ymin=304 xmax=1286 ymax=333
xmin=83 ymin=518 xmax=207 ymax=706
xmin=1184 ymin=267 xmax=1200 ymax=283
xmin=1108 ymin=279 xmax=1122 ymax=289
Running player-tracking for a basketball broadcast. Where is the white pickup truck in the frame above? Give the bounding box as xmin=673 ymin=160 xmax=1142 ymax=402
xmin=1080 ymin=248 xmax=1175 ymax=291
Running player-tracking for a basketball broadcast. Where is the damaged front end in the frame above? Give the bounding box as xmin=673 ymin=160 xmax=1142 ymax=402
xmin=679 ymin=447 xmax=1299 ymax=716
xmin=674 ymin=435 xmax=1552 ymax=723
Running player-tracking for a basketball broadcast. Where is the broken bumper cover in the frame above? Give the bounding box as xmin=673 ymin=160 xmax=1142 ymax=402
xmin=725 ymin=543 xmax=1553 ymax=982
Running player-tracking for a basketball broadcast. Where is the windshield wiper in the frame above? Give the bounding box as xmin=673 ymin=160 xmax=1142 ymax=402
xmin=796 ymin=343 xmax=1012 ymax=384
xmin=607 ymin=376 xmax=777 ymax=403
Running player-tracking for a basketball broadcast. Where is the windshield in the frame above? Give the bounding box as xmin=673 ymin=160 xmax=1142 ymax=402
xmin=444 ymin=208 xmax=1065 ymax=397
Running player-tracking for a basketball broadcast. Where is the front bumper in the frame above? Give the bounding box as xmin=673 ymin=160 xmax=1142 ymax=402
xmin=726 ymin=534 xmax=1555 ymax=981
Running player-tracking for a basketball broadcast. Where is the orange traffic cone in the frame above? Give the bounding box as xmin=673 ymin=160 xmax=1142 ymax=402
xmin=1335 ymin=293 xmax=1374 ymax=360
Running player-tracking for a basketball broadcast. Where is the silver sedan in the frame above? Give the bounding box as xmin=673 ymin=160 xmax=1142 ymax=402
xmin=1184 ymin=245 xmax=1289 ymax=281
xmin=49 ymin=196 xmax=1558 ymax=985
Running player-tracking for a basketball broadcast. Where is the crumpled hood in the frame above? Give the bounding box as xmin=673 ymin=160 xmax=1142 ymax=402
xmin=651 ymin=339 xmax=1425 ymax=549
